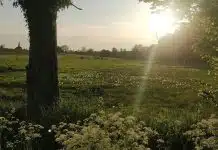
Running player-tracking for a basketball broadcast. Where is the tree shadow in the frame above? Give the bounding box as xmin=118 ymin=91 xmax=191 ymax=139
xmin=0 ymin=66 xmax=25 ymax=73
xmin=0 ymin=94 xmax=24 ymax=101
xmin=61 ymin=86 xmax=105 ymax=97
xmin=0 ymin=82 xmax=26 ymax=88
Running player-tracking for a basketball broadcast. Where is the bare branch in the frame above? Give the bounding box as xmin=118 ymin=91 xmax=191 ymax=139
xmin=72 ymin=2 xmax=82 ymax=10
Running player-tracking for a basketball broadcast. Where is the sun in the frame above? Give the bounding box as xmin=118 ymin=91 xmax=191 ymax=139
xmin=148 ymin=10 xmax=176 ymax=39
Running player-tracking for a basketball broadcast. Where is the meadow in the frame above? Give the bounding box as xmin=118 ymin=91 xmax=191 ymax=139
xmin=0 ymin=53 xmax=217 ymax=149
xmin=0 ymin=54 xmax=216 ymax=122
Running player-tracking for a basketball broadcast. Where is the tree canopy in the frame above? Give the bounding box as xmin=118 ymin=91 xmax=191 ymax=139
xmin=142 ymin=0 xmax=217 ymax=104
xmin=1 ymin=0 xmax=82 ymax=12
xmin=141 ymin=0 xmax=218 ymax=21
xmin=141 ymin=0 xmax=218 ymax=58
xmin=3 ymin=0 xmax=75 ymax=10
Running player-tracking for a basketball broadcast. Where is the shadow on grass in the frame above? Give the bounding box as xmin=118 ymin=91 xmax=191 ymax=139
xmin=0 ymin=94 xmax=24 ymax=101
xmin=0 ymin=82 xmax=26 ymax=88
xmin=61 ymin=86 xmax=105 ymax=97
xmin=0 ymin=66 xmax=25 ymax=73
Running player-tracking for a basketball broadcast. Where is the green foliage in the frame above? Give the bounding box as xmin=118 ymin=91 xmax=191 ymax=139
xmin=52 ymin=111 xmax=161 ymax=150
xmin=184 ymin=114 xmax=218 ymax=150
xmin=0 ymin=54 xmax=216 ymax=122
xmin=0 ymin=109 xmax=43 ymax=149
xmin=142 ymin=0 xmax=218 ymax=110
xmin=140 ymin=0 xmax=196 ymax=19
xmin=12 ymin=0 xmax=75 ymax=12
xmin=191 ymin=16 xmax=218 ymax=108
xmin=39 ymin=96 xmax=105 ymax=126
xmin=57 ymin=45 xmax=70 ymax=53
xmin=142 ymin=0 xmax=218 ymax=62
xmin=141 ymin=0 xmax=218 ymax=21
xmin=0 ymin=110 xmax=217 ymax=149
xmin=0 ymin=53 xmax=216 ymax=149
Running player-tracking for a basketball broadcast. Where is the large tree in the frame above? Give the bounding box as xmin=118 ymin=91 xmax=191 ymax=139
xmin=141 ymin=0 xmax=218 ymax=61
xmin=1 ymin=0 xmax=81 ymax=121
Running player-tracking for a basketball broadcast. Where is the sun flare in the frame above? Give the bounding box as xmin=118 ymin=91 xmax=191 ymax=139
xmin=148 ymin=10 xmax=176 ymax=38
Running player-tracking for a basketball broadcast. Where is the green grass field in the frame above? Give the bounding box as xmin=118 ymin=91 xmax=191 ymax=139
xmin=0 ymin=54 xmax=216 ymax=124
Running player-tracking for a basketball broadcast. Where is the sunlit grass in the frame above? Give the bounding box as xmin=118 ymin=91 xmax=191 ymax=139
xmin=133 ymin=46 xmax=157 ymax=113
xmin=0 ymin=54 xmax=216 ymax=123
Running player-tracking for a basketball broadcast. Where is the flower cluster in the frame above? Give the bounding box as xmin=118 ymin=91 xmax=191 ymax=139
xmin=0 ymin=109 xmax=43 ymax=149
xmin=184 ymin=114 xmax=218 ymax=150
xmin=1 ymin=109 xmax=218 ymax=150
xmin=52 ymin=111 xmax=161 ymax=150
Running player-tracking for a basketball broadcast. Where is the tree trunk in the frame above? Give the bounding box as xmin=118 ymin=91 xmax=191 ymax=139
xmin=26 ymin=7 xmax=59 ymax=122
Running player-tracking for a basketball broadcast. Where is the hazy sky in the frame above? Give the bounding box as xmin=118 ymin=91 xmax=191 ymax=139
xmin=0 ymin=0 xmax=159 ymax=50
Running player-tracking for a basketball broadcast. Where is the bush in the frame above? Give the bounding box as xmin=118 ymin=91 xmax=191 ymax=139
xmin=184 ymin=114 xmax=218 ymax=150
xmin=0 ymin=109 xmax=217 ymax=150
xmin=0 ymin=108 xmax=43 ymax=150
xmin=52 ymin=111 xmax=162 ymax=150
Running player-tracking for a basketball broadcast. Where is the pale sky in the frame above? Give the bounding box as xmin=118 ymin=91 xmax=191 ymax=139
xmin=0 ymin=0 xmax=164 ymax=50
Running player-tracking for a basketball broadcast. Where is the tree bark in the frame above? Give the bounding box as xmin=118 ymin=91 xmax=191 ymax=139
xmin=26 ymin=7 xmax=59 ymax=122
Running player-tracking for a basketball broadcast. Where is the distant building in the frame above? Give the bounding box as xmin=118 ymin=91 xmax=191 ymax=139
xmin=15 ymin=42 xmax=22 ymax=50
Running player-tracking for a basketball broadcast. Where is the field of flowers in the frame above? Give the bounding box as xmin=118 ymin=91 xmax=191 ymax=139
xmin=0 ymin=54 xmax=216 ymax=117
xmin=0 ymin=54 xmax=217 ymax=149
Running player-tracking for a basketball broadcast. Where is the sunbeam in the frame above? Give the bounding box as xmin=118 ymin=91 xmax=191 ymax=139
xmin=133 ymin=45 xmax=157 ymax=114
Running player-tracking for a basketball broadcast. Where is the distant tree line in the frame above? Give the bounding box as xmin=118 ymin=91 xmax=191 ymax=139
xmin=71 ymin=45 xmax=153 ymax=60
xmin=0 ymin=44 xmax=28 ymax=55
xmin=0 ymin=27 xmax=207 ymax=68
xmin=63 ymin=24 xmax=206 ymax=68
xmin=68 ymin=42 xmax=206 ymax=68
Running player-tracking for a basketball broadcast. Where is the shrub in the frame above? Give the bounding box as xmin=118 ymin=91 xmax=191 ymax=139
xmin=184 ymin=114 xmax=218 ymax=150
xmin=52 ymin=111 xmax=163 ymax=150
xmin=0 ymin=109 xmax=43 ymax=149
xmin=0 ymin=109 xmax=217 ymax=150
